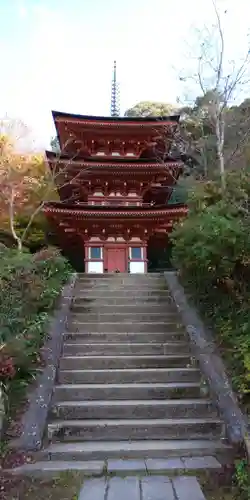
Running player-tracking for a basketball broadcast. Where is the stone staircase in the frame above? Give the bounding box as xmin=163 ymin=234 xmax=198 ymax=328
xmin=19 ymin=273 xmax=233 ymax=476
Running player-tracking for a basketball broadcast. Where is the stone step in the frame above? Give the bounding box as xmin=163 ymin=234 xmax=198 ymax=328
xmin=51 ymin=399 xmax=216 ymax=419
xmin=11 ymin=456 xmax=221 ymax=477
xmin=72 ymin=291 xmax=173 ymax=300
xmin=75 ymin=283 xmax=168 ymax=288
xmin=77 ymin=275 xmax=165 ymax=281
xmin=69 ymin=312 xmax=179 ymax=323
xmin=75 ymin=282 xmax=168 ymax=288
xmin=69 ymin=322 xmax=184 ymax=333
xmin=63 ymin=342 xmax=190 ymax=356
xmin=11 ymin=460 xmax=105 ymax=477
xmin=76 ymin=275 xmax=166 ymax=281
xmin=47 ymin=417 xmax=223 ymax=442
xmin=70 ymin=475 xmax=198 ymax=500
xmin=78 ymin=475 xmax=208 ymax=500
xmin=63 ymin=331 xmax=187 ymax=343
xmin=53 ymin=382 xmax=203 ymax=401
xmin=41 ymin=439 xmax=231 ymax=461
xmin=107 ymin=456 xmax=222 ymax=473
xmin=71 ymin=304 xmax=176 ymax=313
xmin=73 ymin=297 xmax=174 ymax=305
xmin=78 ymin=279 xmax=167 ymax=283
xmin=77 ymin=271 xmax=164 ymax=279
xmin=171 ymin=476 xmax=207 ymax=500
xmin=59 ymin=354 xmax=192 ymax=370
xmin=58 ymin=367 xmax=200 ymax=384
xmin=75 ymin=286 xmax=169 ymax=293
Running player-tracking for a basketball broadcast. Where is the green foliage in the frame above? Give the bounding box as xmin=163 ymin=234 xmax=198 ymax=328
xmin=0 ymin=215 xmax=57 ymax=253
xmin=0 ymin=246 xmax=72 ymax=414
xmin=15 ymin=214 xmax=49 ymax=251
xmin=168 ymin=184 xmax=188 ymax=205
xmin=0 ymin=231 xmax=16 ymax=249
xmin=234 ymin=459 xmax=250 ymax=499
xmin=124 ymin=94 xmax=250 ymax=178
xmin=147 ymin=241 xmax=173 ymax=271
xmin=171 ymin=171 xmax=250 ymax=404
xmin=0 ymin=246 xmax=71 ymax=346
xmin=125 ymin=101 xmax=176 ymax=117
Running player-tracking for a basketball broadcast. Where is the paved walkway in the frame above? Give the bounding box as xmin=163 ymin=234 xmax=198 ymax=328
xmin=78 ymin=475 xmax=207 ymax=500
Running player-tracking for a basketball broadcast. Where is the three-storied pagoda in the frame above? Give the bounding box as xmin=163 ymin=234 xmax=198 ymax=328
xmin=43 ymin=65 xmax=187 ymax=273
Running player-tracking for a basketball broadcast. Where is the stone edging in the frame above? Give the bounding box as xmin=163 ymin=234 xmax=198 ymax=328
xmin=164 ymin=271 xmax=250 ymax=452
xmin=13 ymin=273 xmax=77 ymax=451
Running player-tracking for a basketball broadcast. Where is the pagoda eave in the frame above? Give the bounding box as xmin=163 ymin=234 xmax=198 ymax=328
xmin=43 ymin=204 xmax=187 ymax=219
xmin=44 ymin=203 xmax=186 ymax=241
xmin=45 ymin=152 xmax=183 ymax=171
xmin=52 ymin=110 xmax=180 ymax=128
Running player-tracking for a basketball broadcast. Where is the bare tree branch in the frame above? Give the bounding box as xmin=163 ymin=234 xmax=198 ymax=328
xmin=178 ymin=0 xmax=250 ymax=190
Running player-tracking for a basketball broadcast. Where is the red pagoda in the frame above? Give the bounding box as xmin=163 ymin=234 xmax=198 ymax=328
xmin=43 ymin=65 xmax=187 ymax=273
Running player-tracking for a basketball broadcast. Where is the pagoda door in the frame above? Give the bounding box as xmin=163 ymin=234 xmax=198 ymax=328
xmin=106 ymin=247 xmax=126 ymax=273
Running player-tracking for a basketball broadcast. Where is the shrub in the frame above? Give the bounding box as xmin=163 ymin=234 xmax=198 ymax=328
xmin=15 ymin=214 xmax=49 ymax=251
xmin=0 ymin=247 xmax=72 ymax=386
xmin=171 ymin=171 xmax=250 ymax=405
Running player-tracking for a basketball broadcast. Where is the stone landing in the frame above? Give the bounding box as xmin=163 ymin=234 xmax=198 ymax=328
xmin=78 ymin=475 xmax=207 ymax=500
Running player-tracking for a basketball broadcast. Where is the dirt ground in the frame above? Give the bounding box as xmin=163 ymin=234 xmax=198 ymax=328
xmin=0 ymin=470 xmax=84 ymax=500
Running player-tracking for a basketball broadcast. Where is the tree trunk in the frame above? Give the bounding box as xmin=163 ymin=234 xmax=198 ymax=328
xmin=215 ymin=110 xmax=226 ymax=191
xmin=9 ymin=188 xmax=23 ymax=252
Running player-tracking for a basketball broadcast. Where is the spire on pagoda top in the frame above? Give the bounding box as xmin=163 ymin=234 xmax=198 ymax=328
xmin=110 ymin=60 xmax=120 ymax=117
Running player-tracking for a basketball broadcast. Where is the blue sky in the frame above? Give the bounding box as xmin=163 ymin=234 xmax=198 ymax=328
xmin=0 ymin=0 xmax=249 ymax=149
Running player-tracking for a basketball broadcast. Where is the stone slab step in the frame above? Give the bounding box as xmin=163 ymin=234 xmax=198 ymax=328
xmin=71 ymin=304 xmax=177 ymax=314
xmin=54 ymin=382 xmax=202 ymax=401
xmin=59 ymin=354 xmax=192 ymax=370
xmin=145 ymin=456 xmax=221 ymax=472
xmin=51 ymin=399 xmax=216 ymax=419
xmin=58 ymin=367 xmax=200 ymax=384
xmin=106 ymin=456 xmax=221 ymax=473
xmin=77 ymin=476 xmax=207 ymax=500
xmin=72 ymin=291 xmax=173 ymax=300
xmin=69 ymin=313 xmax=179 ymax=323
xmin=11 ymin=456 xmax=221 ymax=478
xmin=76 ymin=276 xmax=165 ymax=282
xmin=11 ymin=460 xmax=105 ymax=477
xmin=71 ymin=300 xmax=175 ymax=309
xmin=77 ymin=273 xmax=165 ymax=278
xmin=47 ymin=417 xmax=223 ymax=441
xmin=76 ymin=280 xmax=165 ymax=284
xmin=41 ymin=439 xmax=231 ymax=461
xmin=77 ymin=281 xmax=167 ymax=285
xmin=78 ymin=272 xmax=164 ymax=277
xmin=75 ymin=286 xmax=169 ymax=293
xmin=63 ymin=331 xmax=187 ymax=343
xmin=63 ymin=342 xmax=189 ymax=356
xmin=75 ymin=281 xmax=168 ymax=288
xmin=69 ymin=322 xmax=184 ymax=333
xmin=172 ymin=476 xmax=207 ymax=500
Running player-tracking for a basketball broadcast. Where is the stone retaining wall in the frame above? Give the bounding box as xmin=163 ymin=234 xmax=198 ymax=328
xmin=13 ymin=273 xmax=77 ymax=451
xmin=164 ymin=271 xmax=250 ymax=455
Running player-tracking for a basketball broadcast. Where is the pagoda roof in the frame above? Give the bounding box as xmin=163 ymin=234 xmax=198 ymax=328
xmin=45 ymin=150 xmax=182 ymax=169
xmin=52 ymin=110 xmax=180 ymax=127
xmin=43 ymin=201 xmax=187 ymax=218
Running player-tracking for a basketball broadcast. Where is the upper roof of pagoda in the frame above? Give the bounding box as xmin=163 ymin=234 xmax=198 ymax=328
xmin=53 ymin=110 xmax=180 ymax=125
xmin=52 ymin=110 xmax=180 ymax=159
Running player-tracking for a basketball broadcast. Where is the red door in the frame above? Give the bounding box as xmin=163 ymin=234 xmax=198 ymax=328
xmin=107 ymin=247 xmax=126 ymax=272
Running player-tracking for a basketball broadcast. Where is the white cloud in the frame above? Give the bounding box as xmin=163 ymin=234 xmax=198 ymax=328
xmin=18 ymin=6 xmax=27 ymax=18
